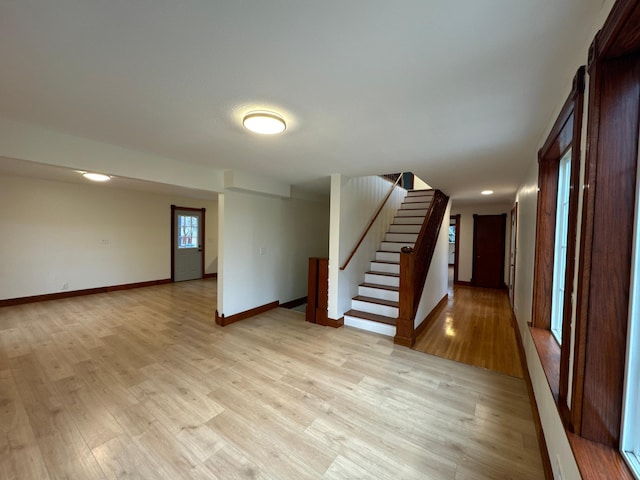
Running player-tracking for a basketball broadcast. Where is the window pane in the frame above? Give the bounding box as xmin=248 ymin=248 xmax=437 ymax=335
xmin=177 ymin=215 xmax=198 ymax=249
xmin=551 ymin=149 xmax=572 ymax=345
xmin=622 ymin=163 xmax=640 ymax=477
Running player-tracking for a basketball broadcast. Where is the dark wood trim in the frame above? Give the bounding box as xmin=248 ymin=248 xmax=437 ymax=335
xmin=451 ymin=214 xmax=461 ymax=283
xmin=454 ymin=280 xmax=472 ymax=287
xmin=280 ymin=296 xmax=308 ymax=309
xmin=340 ymin=175 xmax=405 ymax=271
xmin=512 ymin=320 xmax=553 ymax=479
xmin=509 ymin=203 xmax=518 ymax=310
xmin=568 ymin=434 xmax=634 ymax=480
xmin=471 ymin=213 xmax=507 ymax=289
xmin=203 ymin=273 xmax=218 ymax=279
xmin=215 ymin=301 xmax=279 ymax=327
xmin=530 ymin=327 xmax=561 ymax=402
xmin=572 ymin=51 xmax=640 ymax=446
xmin=0 ymin=279 xmax=172 ymax=307
xmin=318 ymin=316 xmax=344 ymax=328
xmin=171 ymin=205 xmax=206 ymax=282
xmin=593 ymin=0 xmax=640 ymax=61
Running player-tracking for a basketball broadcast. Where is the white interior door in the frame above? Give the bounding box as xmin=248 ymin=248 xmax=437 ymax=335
xmin=174 ymin=209 xmax=203 ymax=282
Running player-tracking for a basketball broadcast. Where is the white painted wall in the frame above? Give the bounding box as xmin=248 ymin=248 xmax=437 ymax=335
xmin=414 ymin=200 xmax=451 ymax=328
xmin=450 ymin=203 xmax=512 ymax=283
xmin=218 ymin=188 xmax=329 ymax=317
xmin=0 ymin=118 xmax=225 ymax=193
xmin=512 ymin=2 xmax=616 ymax=478
xmin=0 ymin=174 xmax=218 ymax=300
xmin=327 ymin=175 xmax=406 ymax=319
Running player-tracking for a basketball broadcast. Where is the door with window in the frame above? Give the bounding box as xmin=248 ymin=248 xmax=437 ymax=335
xmin=172 ymin=206 xmax=204 ymax=282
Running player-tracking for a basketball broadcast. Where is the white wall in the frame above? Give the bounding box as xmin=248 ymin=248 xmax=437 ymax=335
xmin=0 ymin=174 xmax=218 ymax=300
xmin=218 ymin=188 xmax=329 ymax=317
xmin=328 ymin=175 xmax=406 ymax=319
xmin=450 ymin=203 xmax=512 ymax=283
xmin=414 ymin=200 xmax=451 ymax=328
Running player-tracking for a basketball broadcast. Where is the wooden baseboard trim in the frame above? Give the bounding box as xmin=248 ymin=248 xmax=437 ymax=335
xmin=203 ymin=273 xmax=218 ymax=279
xmin=394 ymin=335 xmax=412 ymax=347
xmin=413 ymin=294 xmax=448 ymax=341
xmin=0 ymin=279 xmax=172 ymax=307
xmin=215 ymin=301 xmax=279 ymax=327
xmin=454 ymin=280 xmax=472 ymax=286
xmin=318 ymin=316 xmax=344 ymax=328
xmin=280 ymin=296 xmax=308 ymax=309
xmin=511 ymin=311 xmax=554 ymax=480
xmin=393 ymin=293 xmax=448 ymax=348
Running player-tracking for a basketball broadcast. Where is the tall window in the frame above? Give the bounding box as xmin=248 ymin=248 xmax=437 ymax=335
xmin=622 ymin=176 xmax=640 ymax=478
xmin=551 ymin=148 xmax=572 ymax=344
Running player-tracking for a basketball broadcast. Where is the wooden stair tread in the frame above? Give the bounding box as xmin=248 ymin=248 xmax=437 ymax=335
xmin=344 ymin=309 xmax=397 ymax=326
xmin=366 ymin=271 xmax=399 ymax=277
xmin=371 ymin=260 xmax=399 ymax=265
xmin=360 ymin=282 xmax=399 ymax=292
xmin=352 ymin=296 xmax=398 ymax=307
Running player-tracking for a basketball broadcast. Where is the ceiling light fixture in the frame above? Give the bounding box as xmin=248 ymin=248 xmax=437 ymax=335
xmin=481 ymin=190 xmax=494 ymax=195
xmin=243 ymin=111 xmax=286 ymax=135
xmin=83 ymin=172 xmax=111 ymax=182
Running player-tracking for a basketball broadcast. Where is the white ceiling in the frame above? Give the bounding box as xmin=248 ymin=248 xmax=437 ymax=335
xmin=0 ymin=0 xmax=606 ymax=203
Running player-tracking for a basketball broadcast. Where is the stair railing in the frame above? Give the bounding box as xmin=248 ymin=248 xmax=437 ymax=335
xmin=395 ymin=189 xmax=449 ymax=347
xmin=340 ymin=173 xmax=405 ymax=271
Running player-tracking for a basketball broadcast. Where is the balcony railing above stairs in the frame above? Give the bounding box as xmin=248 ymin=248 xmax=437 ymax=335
xmin=395 ymin=189 xmax=449 ymax=347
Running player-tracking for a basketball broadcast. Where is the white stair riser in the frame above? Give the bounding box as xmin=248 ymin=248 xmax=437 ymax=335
xmin=344 ymin=316 xmax=396 ymax=337
xmin=401 ymin=202 xmax=430 ymax=210
xmin=370 ymin=262 xmax=399 ymax=274
xmin=364 ymin=273 xmax=399 ymax=287
xmin=397 ymin=209 xmax=427 ymax=217
xmin=376 ymin=251 xmax=400 ymax=262
xmin=385 ymin=233 xmax=418 ymax=243
xmin=351 ymin=300 xmax=399 ymax=318
xmin=358 ymin=286 xmax=399 ymax=302
xmin=404 ymin=195 xmax=433 ymax=203
xmin=393 ymin=216 xmax=424 ymax=225
xmin=389 ymin=224 xmax=422 ymax=233
xmin=380 ymin=241 xmax=414 ymax=252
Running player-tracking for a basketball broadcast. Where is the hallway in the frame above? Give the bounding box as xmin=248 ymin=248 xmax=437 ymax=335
xmin=413 ymin=283 xmax=524 ymax=378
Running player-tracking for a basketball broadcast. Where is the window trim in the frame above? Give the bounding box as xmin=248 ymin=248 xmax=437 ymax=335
xmin=531 ymin=66 xmax=585 ymax=425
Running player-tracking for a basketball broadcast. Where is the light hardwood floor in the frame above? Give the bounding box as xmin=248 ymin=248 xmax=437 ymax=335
xmin=414 ymin=285 xmax=525 ymax=379
xmin=0 ymin=279 xmax=543 ymax=479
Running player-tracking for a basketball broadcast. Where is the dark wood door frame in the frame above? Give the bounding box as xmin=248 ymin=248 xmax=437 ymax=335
xmin=170 ymin=205 xmax=206 ymax=282
xmin=450 ymin=214 xmax=460 ymax=284
xmin=509 ymin=203 xmax=518 ymax=310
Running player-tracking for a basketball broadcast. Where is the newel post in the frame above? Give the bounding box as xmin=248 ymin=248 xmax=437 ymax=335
xmin=395 ymin=247 xmax=415 ymax=347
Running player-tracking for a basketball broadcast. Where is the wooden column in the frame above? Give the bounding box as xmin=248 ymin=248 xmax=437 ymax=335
xmin=306 ymin=258 xmax=329 ymax=325
xmin=395 ymin=248 xmax=415 ymax=347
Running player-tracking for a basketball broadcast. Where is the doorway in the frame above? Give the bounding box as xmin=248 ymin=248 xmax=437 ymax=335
xmin=449 ymin=215 xmax=460 ymax=285
xmin=171 ymin=205 xmax=205 ymax=282
xmin=472 ymin=214 xmax=506 ymax=289
xmin=509 ymin=204 xmax=518 ymax=308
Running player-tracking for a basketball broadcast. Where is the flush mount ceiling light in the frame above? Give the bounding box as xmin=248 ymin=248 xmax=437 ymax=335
xmin=83 ymin=172 xmax=111 ymax=182
xmin=481 ymin=190 xmax=494 ymax=195
xmin=242 ymin=111 xmax=286 ymax=135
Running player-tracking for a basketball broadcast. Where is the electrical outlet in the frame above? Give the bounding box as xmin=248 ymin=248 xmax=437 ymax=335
xmin=100 ymin=239 xmax=110 ymax=245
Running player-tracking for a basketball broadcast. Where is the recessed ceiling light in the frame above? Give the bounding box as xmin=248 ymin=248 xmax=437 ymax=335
xmin=83 ymin=172 xmax=111 ymax=182
xmin=481 ymin=190 xmax=494 ymax=195
xmin=243 ymin=111 xmax=286 ymax=135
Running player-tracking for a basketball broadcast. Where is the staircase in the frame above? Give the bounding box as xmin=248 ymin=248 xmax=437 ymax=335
xmin=344 ymin=189 xmax=434 ymax=336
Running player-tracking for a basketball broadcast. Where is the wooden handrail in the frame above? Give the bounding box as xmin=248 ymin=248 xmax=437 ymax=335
xmin=340 ymin=173 xmax=404 ymax=271
xmin=395 ymin=190 xmax=449 ymax=347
